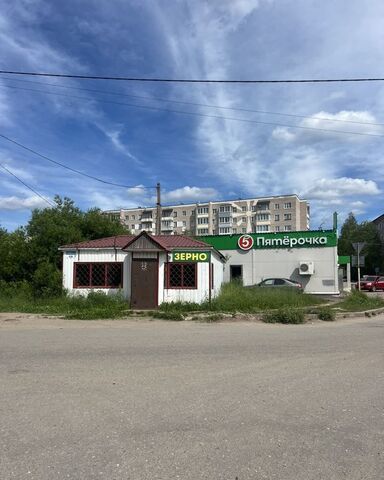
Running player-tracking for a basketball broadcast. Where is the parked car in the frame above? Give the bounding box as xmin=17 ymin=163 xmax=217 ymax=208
xmin=256 ymin=278 xmax=303 ymax=290
xmin=356 ymin=275 xmax=381 ymax=291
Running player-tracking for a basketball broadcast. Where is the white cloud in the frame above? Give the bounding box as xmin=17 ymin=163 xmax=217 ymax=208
xmin=272 ymin=110 xmax=384 ymax=143
xmin=87 ymin=185 xmax=219 ymax=211
xmin=161 ymin=186 xmax=219 ymax=203
xmin=100 ymin=127 xmax=142 ymax=165
xmin=303 ymin=177 xmax=381 ymax=200
xmin=0 ymin=195 xmax=49 ymax=211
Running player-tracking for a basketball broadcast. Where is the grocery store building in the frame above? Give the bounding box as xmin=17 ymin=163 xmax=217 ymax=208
xmin=203 ymin=230 xmax=339 ymax=295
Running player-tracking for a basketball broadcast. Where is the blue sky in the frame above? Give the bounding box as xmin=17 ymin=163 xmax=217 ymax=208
xmin=1 ymin=0 xmax=384 ymax=231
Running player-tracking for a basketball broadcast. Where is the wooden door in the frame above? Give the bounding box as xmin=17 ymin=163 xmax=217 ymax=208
xmin=131 ymin=258 xmax=158 ymax=309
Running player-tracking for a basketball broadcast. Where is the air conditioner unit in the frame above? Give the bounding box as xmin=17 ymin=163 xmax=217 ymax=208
xmin=299 ymin=261 xmax=314 ymax=275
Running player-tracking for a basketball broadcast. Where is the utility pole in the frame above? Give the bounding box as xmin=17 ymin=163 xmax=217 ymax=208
xmin=156 ymin=182 xmax=161 ymax=235
xmin=352 ymin=242 xmax=366 ymax=290
xmin=357 ymin=242 xmax=361 ymax=290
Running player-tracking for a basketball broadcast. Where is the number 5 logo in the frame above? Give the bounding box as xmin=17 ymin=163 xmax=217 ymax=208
xmin=238 ymin=234 xmax=254 ymax=251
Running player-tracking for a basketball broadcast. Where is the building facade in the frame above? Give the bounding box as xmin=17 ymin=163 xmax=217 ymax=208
xmin=373 ymin=214 xmax=384 ymax=244
xmin=104 ymin=194 xmax=310 ymax=236
xmin=60 ymin=229 xmax=340 ymax=305
xmin=60 ymin=232 xmax=225 ymax=309
xmin=203 ymin=230 xmax=339 ymax=295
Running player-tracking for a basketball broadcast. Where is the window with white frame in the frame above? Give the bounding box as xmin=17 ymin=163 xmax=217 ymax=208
xmin=219 ymin=227 xmax=231 ymax=234
xmin=198 ymin=228 xmax=209 ymax=234
xmin=219 ymin=205 xmax=231 ymax=212
xmin=242 ymin=227 xmax=246 ymax=233
xmin=197 ymin=217 xmax=209 ymax=224
xmin=274 ymin=204 xmax=280 ymax=210
xmin=275 ymin=226 xmax=280 ymax=232
xmin=242 ymin=206 xmax=247 ymax=212
xmin=242 ymin=217 xmax=247 ymax=223
xmin=220 ymin=217 xmax=231 ymax=223
xmin=256 ymin=225 xmax=269 ymax=232
xmin=255 ymin=213 xmax=270 ymax=221
xmin=275 ymin=214 xmax=280 ymax=221
xmin=284 ymin=225 xmax=292 ymax=231
xmin=182 ymin=210 xmax=187 ymax=216
xmin=197 ymin=207 xmax=209 ymax=214
xmin=284 ymin=213 xmax=292 ymax=220
xmin=283 ymin=202 xmax=292 ymax=209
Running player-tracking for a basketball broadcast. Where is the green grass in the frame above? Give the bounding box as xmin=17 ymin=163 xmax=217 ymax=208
xmin=0 ymin=286 xmax=129 ymax=320
xmin=334 ymin=290 xmax=384 ymax=312
xmin=160 ymin=282 xmax=325 ymax=314
xmin=317 ymin=307 xmax=336 ymax=321
xmin=262 ymin=308 xmax=305 ymax=324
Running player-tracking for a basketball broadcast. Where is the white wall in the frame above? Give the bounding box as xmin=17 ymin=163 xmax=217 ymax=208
xmin=63 ymin=249 xmax=225 ymax=304
xmin=222 ymin=247 xmax=338 ymax=294
xmin=159 ymin=252 xmax=225 ymax=304
xmin=62 ymin=249 xmax=131 ymax=299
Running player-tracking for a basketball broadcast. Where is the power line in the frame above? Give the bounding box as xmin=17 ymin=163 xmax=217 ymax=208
xmin=1 ymin=84 xmax=383 ymax=138
xmin=0 ymin=162 xmax=55 ymax=207
xmin=1 ymin=70 xmax=384 ymax=84
xmin=1 ymin=76 xmax=383 ymax=127
xmin=0 ymin=133 xmax=155 ymax=190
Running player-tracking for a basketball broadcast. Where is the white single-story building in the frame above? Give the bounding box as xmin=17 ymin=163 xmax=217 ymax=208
xmin=202 ymin=230 xmax=340 ymax=295
xmin=59 ymin=231 xmax=225 ymax=309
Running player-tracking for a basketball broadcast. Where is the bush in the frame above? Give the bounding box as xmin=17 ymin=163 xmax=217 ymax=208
xmin=31 ymin=261 xmax=62 ymax=297
xmin=263 ymin=308 xmax=305 ymax=324
xmin=336 ymin=289 xmax=384 ymax=312
xmin=317 ymin=307 xmax=336 ymax=321
xmin=152 ymin=311 xmax=184 ymax=321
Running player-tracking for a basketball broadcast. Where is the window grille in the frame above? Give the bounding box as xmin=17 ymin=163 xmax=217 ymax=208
xmin=74 ymin=263 xmax=123 ymax=288
xmin=167 ymin=263 xmax=197 ymax=289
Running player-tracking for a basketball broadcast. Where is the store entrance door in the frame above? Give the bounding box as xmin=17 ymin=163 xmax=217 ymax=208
xmin=131 ymin=258 xmax=158 ymax=309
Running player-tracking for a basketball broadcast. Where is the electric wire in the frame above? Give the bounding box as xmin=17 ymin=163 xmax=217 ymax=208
xmin=0 ymin=76 xmax=382 ymax=127
xmin=1 ymin=70 xmax=384 ymax=84
xmin=0 ymin=133 xmax=155 ymax=189
xmin=1 ymin=84 xmax=383 ymax=138
xmin=0 ymin=162 xmax=55 ymax=207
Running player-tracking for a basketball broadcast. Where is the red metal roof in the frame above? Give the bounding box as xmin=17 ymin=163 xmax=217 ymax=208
xmin=60 ymin=233 xmax=210 ymax=250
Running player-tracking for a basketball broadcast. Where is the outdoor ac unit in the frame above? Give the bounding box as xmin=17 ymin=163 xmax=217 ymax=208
xmin=299 ymin=261 xmax=314 ymax=275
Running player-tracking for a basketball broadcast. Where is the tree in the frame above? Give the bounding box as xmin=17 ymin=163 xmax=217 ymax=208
xmin=0 ymin=228 xmax=30 ymax=282
xmin=338 ymin=213 xmax=359 ymax=257
xmin=338 ymin=212 xmax=384 ymax=275
xmin=26 ymin=196 xmax=129 ymax=270
xmin=0 ymin=196 xmax=130 ymax=292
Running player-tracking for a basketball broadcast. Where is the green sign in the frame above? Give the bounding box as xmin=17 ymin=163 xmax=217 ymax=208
xmin=172 ymin=251 xmax=211 ymax=262
xmin=338 ymin=255 xmax=350 ymax=265
xmin=201 ymin=230 xmax=337 ymax=251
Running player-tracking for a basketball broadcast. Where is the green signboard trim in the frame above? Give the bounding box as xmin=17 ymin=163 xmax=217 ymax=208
xmin=201 ymin=230 xmax=337 ymax=251
xmin=338 ymin=255 xmax=350 ymax=265
xmin=172 ymin=251 xmax=211 ymax=262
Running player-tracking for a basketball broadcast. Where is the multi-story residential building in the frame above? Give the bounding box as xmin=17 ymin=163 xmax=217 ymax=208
xmin=372 ymin=214 xmax=384 ymax=244
xmin=103 ymin=194 xmax=310 ymax=236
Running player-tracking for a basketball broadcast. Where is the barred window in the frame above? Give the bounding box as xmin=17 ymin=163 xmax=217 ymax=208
xmin=74 ymin=263 xmax=123 ymax=288
xmin=167 ymin=263 xmax=197 ymax=289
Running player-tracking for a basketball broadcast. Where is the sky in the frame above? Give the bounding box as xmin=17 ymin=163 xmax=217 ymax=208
xmin=1 ymin=0 xmax=384 ymax=232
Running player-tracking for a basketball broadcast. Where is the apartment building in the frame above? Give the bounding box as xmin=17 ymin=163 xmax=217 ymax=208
xmin=103 ymin=194 xmax=310 ymax=236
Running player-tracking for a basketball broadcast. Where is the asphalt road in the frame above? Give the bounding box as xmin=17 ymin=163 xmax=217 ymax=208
xmin=1 ymin=314 xmax=384 ymax=480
